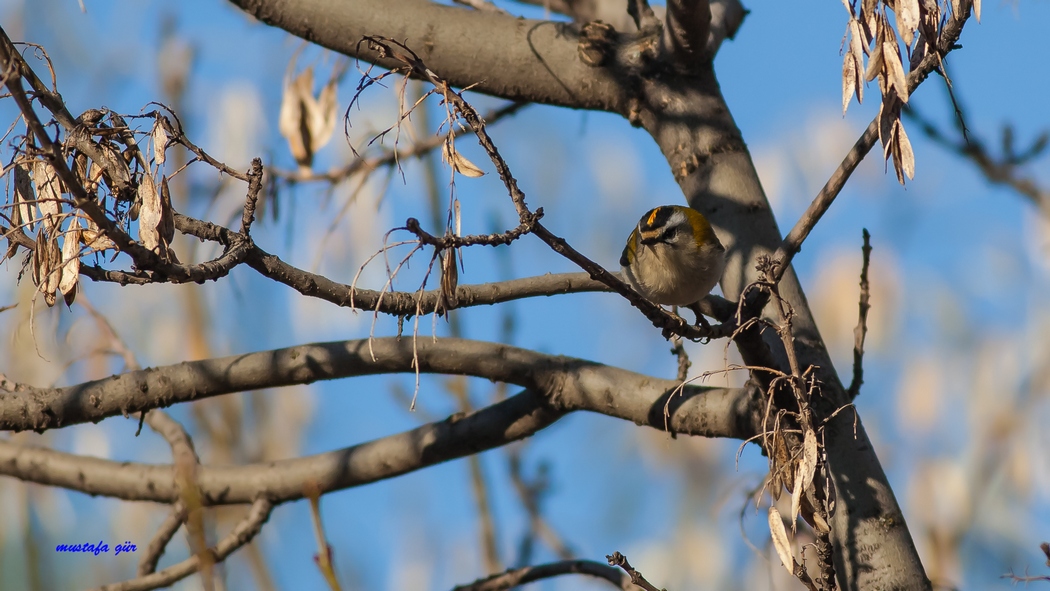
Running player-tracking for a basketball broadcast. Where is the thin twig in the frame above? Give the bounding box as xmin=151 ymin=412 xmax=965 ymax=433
xmin=606 ymin=551 xmax=663 ymax=591
xmin=137 ymin=502 xmax=188 ymax=576
xmin=847 ymin=229 xmax=871 ymax=401
xmin=95 ymin=498 xmax=273 ymax=591
xmin=904 ymin=102 xmax=1050 ymax=214
xmin=452 ymin=560 xmax=631 ymax=591
xmin=241 ymin=158 xmax=263 ymax=235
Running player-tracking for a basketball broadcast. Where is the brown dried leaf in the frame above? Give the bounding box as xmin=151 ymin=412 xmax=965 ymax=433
xmin=79 ymin=213 xmax=117 ymax=253
xmin=32 ymin=229 xmax=46 ymax=287
xmin=849 ymin=17 xmax=866 ymax=65
xmin=137 ymin=173 xmax=162 ymax=253
xmin=32 ymin=161 xmax=63 ymax=237
xmin=279 ymin=67 xmax=314 ymax=171
xmin=791 ymin=428 xmax=819 ymax=532
xmin=895 ymin=0 xmax=920 ymax=47
xmin=842 ymin=52 xmax=857 ymax=115
xmin=864 ymin=38 xmax=883 ymax=82
xmin=13 ymin=163 xmax=35 ymax=232
xmin=768 ymin=507 xmax=795 ymax=575
xmin=87 ymin=160 xmax=104 ymax=196
xmin=442 ymin=138 xmax=486 ymax=178
xmin=59 ymin=215 xmax=81 ymax=305
xmin=308 ymin=78 xmax=338 ymax=154
xmin=897 ymin=119 xmax=916 ymax=182
xmin=278 ymin=67 xmax=339 ymax=172
xmin=152 ymin=119 xmax=169 ymax=167
xmin=440 ymin=248 xmax=459 ymax=312
xmin=159 ymin=175 xmax=175 ymax=245
xmin=883 ymin=41 xmax=909 ymax=103
xmin=42 ymin=231 xmax=61 ymax=307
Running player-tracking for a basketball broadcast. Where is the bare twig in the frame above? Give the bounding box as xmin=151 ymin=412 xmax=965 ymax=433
xmin=137 ymin=502 xmax=188 ymax=576
xmin=508 ymin=450 xmax=574 ymax=560
xmin=847 ymin=229 xmax=871 ymax=401
xmin=94 ymin=498 xmax=273 ymax=591
xmin=241 ymin=158 xmax=263 ymax=235
xmin=452 ymin=559 xmax=632 ymax=591
xmin=306 ymin=488 xmax=343 ymax=591
xmin=606 ymin=551 xmax=662 ymax=591
xmin=904 ymin=102 xmax=1050 ymax=214
xmin=270 ymin=102 xmax=525 ymax=183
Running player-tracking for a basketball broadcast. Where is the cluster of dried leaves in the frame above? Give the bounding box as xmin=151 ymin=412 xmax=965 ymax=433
xmin=3 ymin=108 xmax=178 ymax=308
xmin=841 ymin=0 xmax=978 ymax=184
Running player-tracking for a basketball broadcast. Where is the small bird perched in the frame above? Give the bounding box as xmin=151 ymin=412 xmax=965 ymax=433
xmin=620 ymin=205 xmax=726 ymax=326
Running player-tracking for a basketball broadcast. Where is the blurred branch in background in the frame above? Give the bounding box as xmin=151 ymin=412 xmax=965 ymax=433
xmin=904 ymin=96 xmax=1050 ymax=215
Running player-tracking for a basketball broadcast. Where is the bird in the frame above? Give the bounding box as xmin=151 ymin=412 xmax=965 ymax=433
xmin=620 ymin=205 xmax=726 ymax=326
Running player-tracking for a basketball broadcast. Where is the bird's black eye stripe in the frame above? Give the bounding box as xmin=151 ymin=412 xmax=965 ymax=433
xmin=659 ymin=225 xmax=680 ymax=242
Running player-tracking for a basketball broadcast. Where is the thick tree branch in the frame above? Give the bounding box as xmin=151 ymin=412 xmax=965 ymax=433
xmin=227 ymin=0 xmax=625 ymax=111
xmin=664 ymin=0 xmax=711 ymax=66
xmin=0 ymin=364 xmax=751 ymax=503
xmin=0 ymin=337 xmax=751 ymax=437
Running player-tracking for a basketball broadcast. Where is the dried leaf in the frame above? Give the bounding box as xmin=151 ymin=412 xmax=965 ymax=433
xmin=79 ymin=213 xmax=117 ymax=253
xmin=13 ymin=163 xmax=35 ymax=232
xmin=883 ymin=41 xmax=909 ymax=103
xmin=279 ymin=67 xmax=314 ymax=171
xmin=895 ymin=0 xmax=920 ymax=48
xmin=864 ymin=38 xmax=883 ymax=82
xmin=308 ymin=78 xmax=338 ymax=154
xmin=137 ymin=173 xmax=162 ymax=253
xmin=440 ymin=248 xmax=459 ymax=311
xmin=898 ymin=119 xmax=916 ymax=181
xmin=768 ymin=507 xmax=795 ymax=575
xmin=32 ymin=161 xmax=63 ymax=237
xmin=152 ymin=119 xmax=169 ymax=166
xmin=159 ymin=175 xmax=175 ymax=245
xmin=41 ymin=231 xmax=61 ymax=307
xmin=791 ymin=429 xmax=819 ymax=532
xmin=973 ymin=0 xmax=981 ymax=22
xmin=842 ymin=52 xmax=857 ymax=115
xmin=442 ymin=139 xmax=486 ymax=178
xmin=849 ymin=17 xmax=866 ymax=71
xmin=87 ymin=160 xmax=104 ymax=196
xmin=59 ymin=215 xmax=81 ymax=306
xmin=862 ymin=0 xmax=879 ymax=42
xmin=278 ymin=67 xmax=339 ymax=173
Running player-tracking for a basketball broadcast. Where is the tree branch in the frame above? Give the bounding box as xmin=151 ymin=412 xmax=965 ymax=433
xmin=0 ymin=367 xmax=751 ymax=503
xmin=227 ymin=0 xmax=625 ymax=112
xmin=451 ymin=559 xmax=632 ymax=591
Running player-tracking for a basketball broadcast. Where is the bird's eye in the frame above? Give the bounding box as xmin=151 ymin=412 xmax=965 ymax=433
xmin=661 ymin=226 xmax=680 ymax=242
